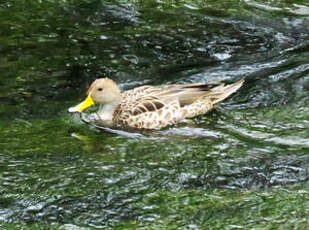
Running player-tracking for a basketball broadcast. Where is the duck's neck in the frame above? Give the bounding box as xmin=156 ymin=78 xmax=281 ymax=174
xmin=97 ymin=102 xmax=119 ymax=121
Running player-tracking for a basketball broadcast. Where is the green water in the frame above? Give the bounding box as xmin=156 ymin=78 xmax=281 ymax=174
xmin=1 ymin=0 xmax=309 ymax=229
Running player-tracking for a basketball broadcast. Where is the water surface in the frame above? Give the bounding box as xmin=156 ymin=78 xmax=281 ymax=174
xmin=1 ymin=0 xmax=309 ymax=229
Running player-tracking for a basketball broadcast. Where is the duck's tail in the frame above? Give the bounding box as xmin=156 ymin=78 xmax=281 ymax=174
xmin=209 ymin=79 xmax=244 ymax=105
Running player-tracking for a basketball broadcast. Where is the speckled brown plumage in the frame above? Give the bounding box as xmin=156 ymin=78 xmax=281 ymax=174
xmin=112 ymin=80 xmax=244 ymax=129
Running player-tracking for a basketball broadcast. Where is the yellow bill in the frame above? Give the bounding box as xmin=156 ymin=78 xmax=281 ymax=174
xmin=68 ymin=94 xmax=95 ymax=113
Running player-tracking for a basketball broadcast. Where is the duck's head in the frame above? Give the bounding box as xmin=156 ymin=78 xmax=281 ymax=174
xmin=68 ymin=78 xmax=121 ymax=113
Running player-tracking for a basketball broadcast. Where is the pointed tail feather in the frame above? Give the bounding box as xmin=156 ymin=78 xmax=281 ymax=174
xmin=210 ymin=79 xmax=244 ymax=104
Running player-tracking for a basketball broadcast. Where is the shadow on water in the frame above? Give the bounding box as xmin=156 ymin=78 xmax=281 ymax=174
xmin=1 ymin=0 xmax=309 ymax=229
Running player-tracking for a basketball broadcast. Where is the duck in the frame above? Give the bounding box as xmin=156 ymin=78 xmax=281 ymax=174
xmin=68 ymin=78 xmax=244 ymax=130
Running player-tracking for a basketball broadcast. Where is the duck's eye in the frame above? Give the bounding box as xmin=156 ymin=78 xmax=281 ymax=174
xmin=98 ymin=88 xmax=103 ymax=91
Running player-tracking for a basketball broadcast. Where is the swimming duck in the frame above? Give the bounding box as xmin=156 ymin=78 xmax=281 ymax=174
xmin=69 ymin=78 xmax=244 ymax=129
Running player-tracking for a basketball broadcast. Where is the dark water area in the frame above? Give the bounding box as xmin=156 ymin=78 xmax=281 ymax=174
xmin=1 ymin=0 xmax=309 ymax=229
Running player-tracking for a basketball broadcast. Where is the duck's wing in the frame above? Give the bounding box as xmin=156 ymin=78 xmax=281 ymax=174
xmin=122 ymin=82 xmax=219 ymax=105
xmin=122 ymin=80 xmax=244 ymax=114
xmin=116 ymin=80 xmax=243 ymax=129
